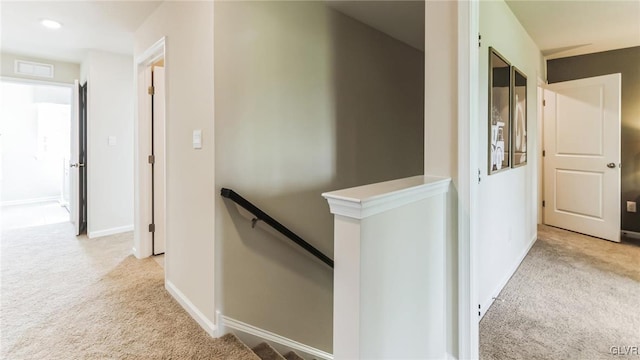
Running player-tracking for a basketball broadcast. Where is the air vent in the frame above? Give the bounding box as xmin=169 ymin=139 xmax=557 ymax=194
xmin=14 ymin=60 xmax=54 ymax=78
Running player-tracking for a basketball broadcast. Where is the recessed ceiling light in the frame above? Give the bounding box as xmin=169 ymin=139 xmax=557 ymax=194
xmin=40 ymin=19 xmax=62 ymax=29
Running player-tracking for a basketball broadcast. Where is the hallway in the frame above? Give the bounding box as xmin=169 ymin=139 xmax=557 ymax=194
xmin=1 ymin=201 xmax=69 ymax=231
xmin=0 ymin=222 xmax=247 ymax=358
xmin=480 ymin=225 xmax=640 ymax=359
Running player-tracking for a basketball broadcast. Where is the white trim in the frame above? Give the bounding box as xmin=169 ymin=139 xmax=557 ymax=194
xmin=166 ymin=280 xmax=217 ymax=337
xmin=88 ymin=225 xmax=133 ymax=239
xmin=134 ymin=36 xmax=166 ymax=259
xmin=479 ymin=233 xmax=537 ymax=319
xmin=457 ymin=0 xmax=480 ymax=359
xmin=537 ymin=83 xmax=545 ymax=226
xmin=1 ymin=196 xmax=60 ymax=207
xmin=621 ymin=230 xmax=640 ymax=239
xmin=135 ymin=37 xmax=166 ymax=66
xmin=323 ymin=175 xmax=451 ymax=219
xmin=0 ymin=75 xmax=74 ymax=88
xmin=219 ymin=314 xmax=333 ymax=360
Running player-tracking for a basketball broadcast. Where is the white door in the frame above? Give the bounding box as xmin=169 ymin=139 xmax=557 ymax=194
xmin=70 ymin=80 xmax=80 ymax=235
xmin=543 ymin=73 xmax=621 ymax=242
xmin=152 ymin=66 xmax=166 ymax=255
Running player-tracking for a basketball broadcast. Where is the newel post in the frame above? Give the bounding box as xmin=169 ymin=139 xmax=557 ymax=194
xmin=323 ymin=175 xmax=451 ymax=359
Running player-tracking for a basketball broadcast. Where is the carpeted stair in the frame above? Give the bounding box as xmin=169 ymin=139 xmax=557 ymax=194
xmin=220 ymin=333 xmax=307 ymax=360
xmin=283 ymin=350 xmax=306 ymax=360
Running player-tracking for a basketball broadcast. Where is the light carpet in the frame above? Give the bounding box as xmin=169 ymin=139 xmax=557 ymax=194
xmin=0 ymin=222 xmax=259 ymax=359
xmin=480 ymin=225 xmax=640 ymax=359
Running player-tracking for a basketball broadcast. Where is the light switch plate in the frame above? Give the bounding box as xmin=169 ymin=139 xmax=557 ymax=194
xmin=627 ymin=201 xmax=637 ymax=213
xmin=193 ymin=130 xmax=202 ymax=149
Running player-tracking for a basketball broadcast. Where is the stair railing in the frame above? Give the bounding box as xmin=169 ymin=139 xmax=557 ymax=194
xmin=220 ymin=188 xmax=334 ymax=269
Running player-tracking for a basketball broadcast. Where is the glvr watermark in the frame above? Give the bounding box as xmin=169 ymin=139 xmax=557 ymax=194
xmin=610 ymin=346 xmax=640 ymax=356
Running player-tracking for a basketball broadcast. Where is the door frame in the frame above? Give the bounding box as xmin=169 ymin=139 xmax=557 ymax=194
xmin=0 ymin=75 xmax=73 ymax=89
xmin=537 ymin=79 xmax=545 ymax=225
xmin=0 ymin=76 xmax=75 ymax=217
xmin=457 ymin=1 xmax=480 ymax=358
xmin=78 ymin=82 xmax=88 ymax=234
xmin=134 ymin=37 xmax=166 ymax=259
xmin=151 ymin=65 xmax=166 ymax=255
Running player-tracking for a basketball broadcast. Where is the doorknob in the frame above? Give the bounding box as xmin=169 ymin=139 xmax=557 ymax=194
xmin=607 ymin=163 xmax=616 ymax=168
xmin=70 ymin=163 xmax=85 ymax=168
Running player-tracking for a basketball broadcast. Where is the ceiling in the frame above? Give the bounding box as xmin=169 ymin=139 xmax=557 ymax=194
xmin=326 ymin=1 xmax=425 ymax=51
xmin=336 ymin=0 xmax=640 ymax=59
xmin=0 ymin=1 xmax=638 ymax=65
xmin=506 ymin=0 xmax=640 ymax=59
xmin=0 ymin=1 xmax=162 ymax=64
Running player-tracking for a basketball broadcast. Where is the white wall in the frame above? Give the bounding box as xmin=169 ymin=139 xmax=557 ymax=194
xmin=360 ymin=194 xmax=447 ymax=358
xmin=81 ymin=51 xmax=134 ymax=237
xmin=214 ymin=1 xmax=424 ymax=352
xmin=1 ymin=52 xmax=79 ymax=84
xmin=477 ymin=0 xmax=543 ymax=316
xmin=134 ymin=1 xmax=216 ymax=333
xmin=423 ymin=2 xmax=462 ymax=357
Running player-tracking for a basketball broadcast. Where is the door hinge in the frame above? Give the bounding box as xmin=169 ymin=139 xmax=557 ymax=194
xmin=542 ymin=150 xmax=546 ymax=157
xmin=148 ymin=86 xmax=155 ymax=95
xmin=543 ymin=99 xmax=546 ymax=106
xmin=478 ymin=168 xmax=482 ymax=184
xmin=149 ymin=223 xmax=155 ymax=232
xmin=148 ymin=155 xmax=155 ymax=164
xmin=478 ymin=304 xmax=481 ymax=317
xmin=542 ymin=200 xmax=546 ymax=207
xmin=478 ymin=34 xmax=482 ymax=48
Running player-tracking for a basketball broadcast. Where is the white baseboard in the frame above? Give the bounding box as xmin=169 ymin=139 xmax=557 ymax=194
xmin=1 ymin=196 xmax=59 ymax=207
xmin=88 ymin=225 xmax=133 ymax=239
xmin=132 ymin=247 xmax=143 ymax=259
xmin=165 ymin=280 xmax=217 ymax=337
xmin=218 ymin=313 xmax=333 ymax=360
xmin=621 ymin=230 xmax=640 ymax=240
xmin=480 ymin=232 xmax=537 ymax=319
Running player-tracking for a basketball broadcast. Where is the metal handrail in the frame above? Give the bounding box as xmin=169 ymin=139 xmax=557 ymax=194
xmin=220 ymin=188 xmax=334 ymax=269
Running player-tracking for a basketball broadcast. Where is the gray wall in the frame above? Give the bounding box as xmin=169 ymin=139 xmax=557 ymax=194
xmin=547 ymin=46 xmax=640 ymax=233
xmin=135 ymin=1 xmax=217 ymax=327
xmin=214 ymin=1 xmax=423 ymax=351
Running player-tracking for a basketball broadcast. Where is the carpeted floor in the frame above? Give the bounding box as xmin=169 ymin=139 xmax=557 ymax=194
xmin=1 ymin=202 xmax=69 ymax=231
xmin=0 ymin=222 xmax=259 ymax=359
xmin=6 ymin=221 xmax=638 ymax=359
xmin=480 ymin=225 xmax=640 ymax=359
